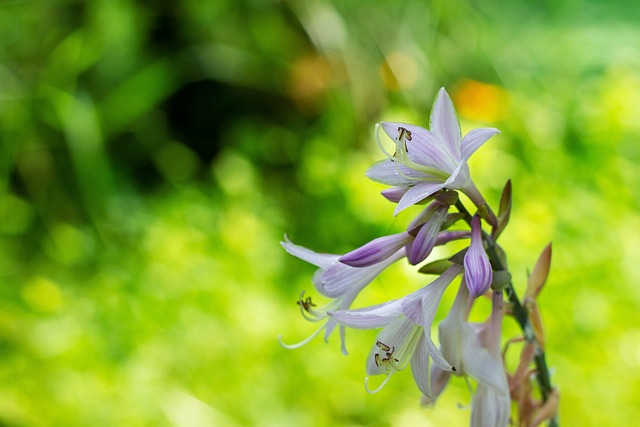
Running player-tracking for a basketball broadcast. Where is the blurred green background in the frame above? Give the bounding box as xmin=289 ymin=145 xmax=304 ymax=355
xmin=0 ymin=0 xmax=639 ymax=425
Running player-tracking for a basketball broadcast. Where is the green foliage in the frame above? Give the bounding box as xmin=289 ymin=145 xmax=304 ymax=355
xmin=0 ymin=0 xmax=639 ymax=425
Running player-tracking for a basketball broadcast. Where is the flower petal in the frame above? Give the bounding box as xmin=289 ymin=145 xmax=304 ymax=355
xmin=380 ymin=186 xmax=410 ymax=203
xmin=429 ymin=88 xmax=462 ymax=161
xmin=461 ymin=127 xmax=500 ymax=160
xmin=410 ymin=334 xmax=432 ymax=396
xmin=380 ymin=122 xmax=458 ymax=173
xmin=340 ymin=232 xmax=411 ymax=267
xmin=366 ymin=317 xmax=422 ymax=375
xmin=394 ymin=181 xmax=446 ymax=215
xmin=366 ymin=159 xmax=431 ymax=186
xmin=329 ymin=299 xmax=404 ymax=329
xmin=281 ymin=238 xmax=339 ymax=269
xmin=320 ymin=249 xmax=404 ymax=297
xmin=408 ymin=205 xmax=448 ymax=265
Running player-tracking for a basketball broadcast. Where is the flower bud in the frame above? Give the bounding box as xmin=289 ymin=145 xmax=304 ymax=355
xmin=464 ymin=215 xmax=493 ymax=297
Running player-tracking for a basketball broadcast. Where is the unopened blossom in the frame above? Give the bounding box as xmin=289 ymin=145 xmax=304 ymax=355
xmin=367 ymin=88 xmax=499 ymax=215
xmin=464 ymin=215 xmax=493 ymax=297
xmin=279 ymin=237 xmax=404 ymax=354
xmin=340 ymin=200 xmax=451 ymax=268
xmin=329 ymin=265 xmax=463 ymax=394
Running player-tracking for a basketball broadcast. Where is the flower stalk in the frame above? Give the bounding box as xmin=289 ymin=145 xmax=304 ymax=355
xmin=280 ymin=87 xmax=558 ymax=427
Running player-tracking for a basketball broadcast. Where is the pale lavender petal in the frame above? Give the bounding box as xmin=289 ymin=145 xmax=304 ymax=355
xmin=442 ymin=160 xmax=471 ymax=191
xmin=340 ymin=232 xmax=411 ymax=267
xmin=421 ymin=365 xmax=451 ymax=404
xmin=381 ymin=186 xmax=409 ymax=203
xmin=394 ymin=181 xmax=446 ymax=215
xmin=407 ymin=205 xmax=448 ymax=265
xmin=410 ymin=334 xmax=432 ymax=396
xmin=321 ymin=249 xmax=404 ymax=297
xmin=365 ymin=316 xmax=421 ymax=375
xmin=470 ymin=383 xmax=510 ymax=427
xmin=429 ymin=88 xmax=462 ymax=160
xmin=464 ymin=216 xmax=493 ymax=297
xmin=329 ymin=299 xmax=404 ymax=329
xmin=461 ymin=128 xmax=500 ymax=160
xmin=380 ymin=121 xmax=457 ymax=172
xmin=281 ymin=238 xmax=339 ymax=269
xmin=407 ymin=201 xmax=439 ymax=231
xmin=366 ymin=159 xmax=431 ymax=186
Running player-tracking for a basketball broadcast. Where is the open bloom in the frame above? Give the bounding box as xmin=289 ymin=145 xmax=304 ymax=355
xmin=367 ymin=88 xmax=500 ymax=215
xmin=423 ymin=280 xmax=505 ymax=406
xmin=470 ymin=292 xmax=510 ymax=427
xmin=329 ymin=264 xmax=463 ymax=394
xmin=279 ymin=237 xmax=404 ymax=354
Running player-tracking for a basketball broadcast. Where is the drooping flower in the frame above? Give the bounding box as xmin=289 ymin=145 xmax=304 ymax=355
xmin=470 ymin=292 xmax=510 ymax=427
xmin=279 ymin=237 xmax=404 ymax=354
xmin=464 ymin=215 xmax=493 ymax=297
xmin=366 ymin=88 xmax=500 ymax=215
xmin=423 ymin=280 xmax=505 ymax=406
xmin=329 ymin=264 xmax=463 ymax=394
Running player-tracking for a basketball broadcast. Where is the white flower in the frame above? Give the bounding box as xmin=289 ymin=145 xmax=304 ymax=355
xmin=279 ymin=237 xmax=403 ymax=354
xmin=367 ymin=88 xmax=499 ymax=215
xmin=329 ymin=265 xmax=463 ymax=394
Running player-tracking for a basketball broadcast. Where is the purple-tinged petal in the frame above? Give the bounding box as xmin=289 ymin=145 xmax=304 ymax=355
xmin=464 ymin=216 xmax=493 ymax=297
xmin=365 ymin=317 xmax=422 ymax=376
xmin=329 ymin=299 xmax=404 ymax=329
xmin=407 ymin=201 xmax=440 ymax=231
xmin=461 ymin=127 xmax=500 ymax=160
xmin=321 ymin=249 xmax=403 ymax=297
xmin=407 ymin=205 xmax=448 ymax=265
xmin=381 ymin=186 xmax=410 ymax=203
xmin=380 ymin=121 xmax=458 ymax=172
xmin=435 ymin=230 xmax=470 ymax=246
xmin=366 ymin=159 xmax=431 ymax=186
xmin=340 ymin=232 xmax=411 ymax=267
xmin=421 ymin=365 xmax=451 ymax=405
xmin=394 ymin=181 xmax=446 ymax=216
xmin=281 ymin=237 xmax=339 ymax=269
xmin=429 ymin=88 xmax=462 ymax=161
xmin=410 ymin=334 xmax=431 ymax=396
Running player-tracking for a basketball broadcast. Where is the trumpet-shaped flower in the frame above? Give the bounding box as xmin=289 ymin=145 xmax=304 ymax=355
xmin=464 ymin=215 xmax=493 ymax=297
xmin=279 ymin=237 xmax=404 ymax=354
xmin=367 ymin=88 xmax=500 ymax=215
xmin=424 ymin=280 xmax=505 ymax=406
xmin=329 ymin=264 xmax=463 ymax=394
xmin=470 ymin=292 xmax=510 ymax=427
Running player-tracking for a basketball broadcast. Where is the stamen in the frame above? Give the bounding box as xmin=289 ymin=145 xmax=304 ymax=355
xmin=365 ymin=374 xmax=394 ymax=394
xmin=375 ymin=123 xmax=450 ymax=181
xmin=277 ymin=324 xmax=326 ymax=349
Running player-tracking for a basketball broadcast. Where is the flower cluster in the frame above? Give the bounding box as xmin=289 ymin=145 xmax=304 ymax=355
xmin=280 ymin=88 xmax=558 ymax=427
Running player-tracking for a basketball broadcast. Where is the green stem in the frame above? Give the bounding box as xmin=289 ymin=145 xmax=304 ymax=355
xmin=455 ymin=200 xmax=558 ymax=427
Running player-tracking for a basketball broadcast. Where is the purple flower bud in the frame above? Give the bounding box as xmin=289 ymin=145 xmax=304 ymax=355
xmin=407 ymin=205 xmax=448 ymax=265
xmin=340 ymin=232 xmax=412 ymax=267
xmin=464 ymin=215 xmax=493 ymax=297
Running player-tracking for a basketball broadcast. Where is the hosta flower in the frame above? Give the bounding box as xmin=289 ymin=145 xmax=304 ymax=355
xmin=279 ymin=237 xmax=404 ymax=354
xmin=423 ymin=280 xmax=505 ymax=406
xmin=329 ymin=264 xmax=463 ymax=394
xmin=470 ymin=292 xmax=510 ymax=427
xmin=367 ymin=88 xmax=500 ymax=215
xmin=464 ymin=215 xmax=493 ymax=297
